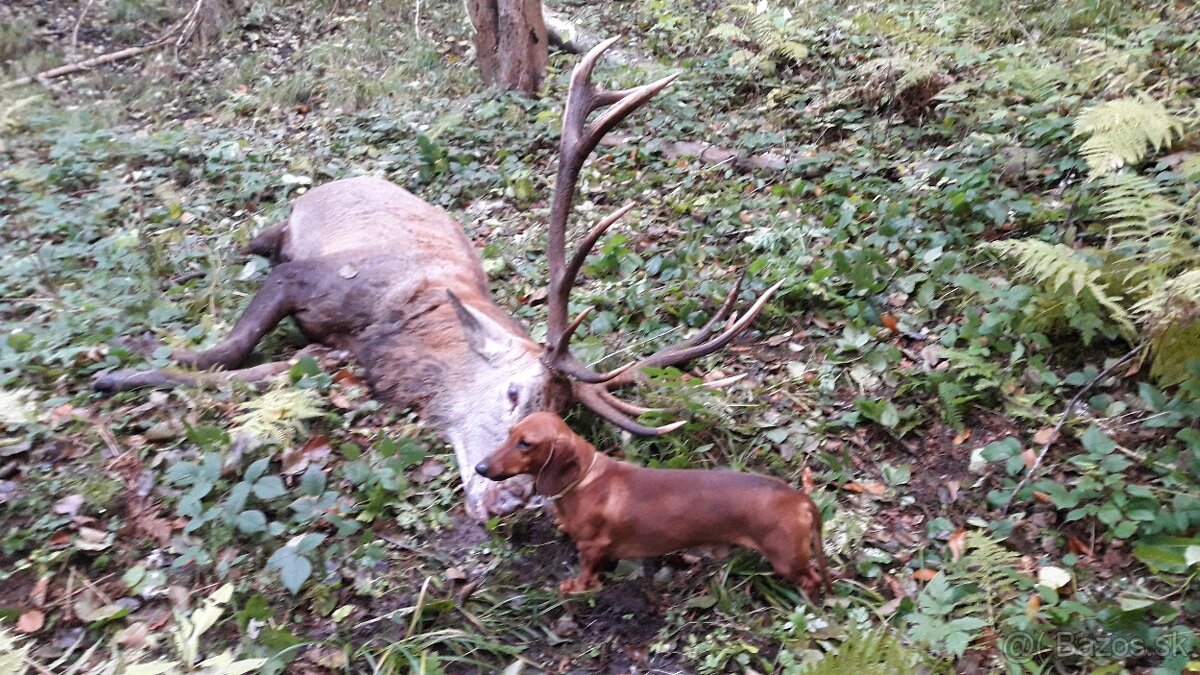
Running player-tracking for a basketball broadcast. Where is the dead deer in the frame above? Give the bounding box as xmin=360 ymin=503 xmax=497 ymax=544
xmin=94 ymin=38 xmax=782 ymax=520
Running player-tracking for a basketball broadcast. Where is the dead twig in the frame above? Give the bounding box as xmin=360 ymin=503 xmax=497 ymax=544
xmin=2 ymin=0 xmax=205 ymax=90
xmin=1002 ymin=343 xmax=1145 ymax=513
xmin=70 ymin=0 xmax=98 ymax=59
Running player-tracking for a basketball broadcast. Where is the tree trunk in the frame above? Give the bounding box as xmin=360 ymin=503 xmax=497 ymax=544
xmin=467 ymin=0 xmax=547 ymax=95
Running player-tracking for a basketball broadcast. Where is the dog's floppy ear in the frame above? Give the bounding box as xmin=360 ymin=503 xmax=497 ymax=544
xmin=535 ymin=432 xmax=583 ymax=497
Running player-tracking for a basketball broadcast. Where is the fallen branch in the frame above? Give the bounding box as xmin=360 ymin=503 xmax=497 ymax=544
xmin=2 ymin=0 xmax=205 ymax=91
xmin=1002 ymin=342 xmax=1145 ymax=514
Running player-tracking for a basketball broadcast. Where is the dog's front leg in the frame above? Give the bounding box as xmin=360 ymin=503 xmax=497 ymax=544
xmin=560 ymin=543 xmax=608 ymax=593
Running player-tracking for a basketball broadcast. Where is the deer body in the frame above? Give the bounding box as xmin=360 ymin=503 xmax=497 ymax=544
xmin=96 ymin=39 xmax=781 ymax=520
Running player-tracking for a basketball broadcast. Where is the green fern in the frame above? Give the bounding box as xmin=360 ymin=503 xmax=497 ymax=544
xmin=0 ymin=387 xmax=36 ymax=426
xmin=982 ymin=239 xmax=1134 ymax=334
xmin=1074 ymin=95 xmax=1184 ymax=178
xmin=1132 ymin=270 xmax=1200 ymax=384
xmin=0 ymin=628 xmax=32 ymax=674
xmin=793 ymin=628 xmax=948 ymax=675
xmin=231 ymin=383 xmax=325 ymax=446
xmin=944 ymin=532 xmax=1024 ymax=624
xmin=707 ymin=2 xmax=809 ymax=72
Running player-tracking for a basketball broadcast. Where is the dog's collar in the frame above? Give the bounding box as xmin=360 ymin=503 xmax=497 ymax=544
xmin=545 ymin=452 xmax=599 ymax=502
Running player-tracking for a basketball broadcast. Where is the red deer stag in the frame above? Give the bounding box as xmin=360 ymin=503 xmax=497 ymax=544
xmin=95 ymin=38 xmax=782 ymax=520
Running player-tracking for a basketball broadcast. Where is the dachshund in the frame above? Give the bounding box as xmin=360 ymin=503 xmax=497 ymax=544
xmin=475 ymin=412 xmax=830 ymax=598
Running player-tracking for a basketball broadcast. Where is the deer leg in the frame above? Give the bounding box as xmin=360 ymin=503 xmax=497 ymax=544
xmin=171 ymin=264 xmax=298 ymax=371
xmin=93 ymin=360 xmax=292 ymax=392
xmin=242 ymin=221 xmax=288 ymax=259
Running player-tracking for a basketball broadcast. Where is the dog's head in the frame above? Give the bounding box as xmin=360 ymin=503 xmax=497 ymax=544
xmin=475 ymin=412 xmax=587 ymax=496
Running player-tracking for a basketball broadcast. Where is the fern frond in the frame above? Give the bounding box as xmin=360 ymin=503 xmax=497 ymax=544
xmin=231 ymin=384 xmax=324 ymax=446
xmin=794 ymin=628 xmax=946 ymax=674
xmin=1069 ymin=38 xmax=1148 ymax=94
xmin=1096 ymin=172 xmax=1182 ymax=252
xmin=0 ymin=387 xmax=37 ymax=426
xmin=0 ymin=628 xmax=33 ymax=674
xmin=1132 ymin=269 xmax=1200 ymax=326
xmin=983 ymin=239 xmax=1134 ymax=332
xmin=945 ymin=532 xmax=1024 ymax=623
xmin=707 ymin=23 xmax=750 ymax=42
xmin=1075 ymin=95 xmax=1184 ymax=178
xmin=1179 ymin=153 xmax=1200 ymax=180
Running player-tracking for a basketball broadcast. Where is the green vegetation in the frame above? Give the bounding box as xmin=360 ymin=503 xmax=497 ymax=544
xmin=1 ymin=0 xmax=1198 ymax=672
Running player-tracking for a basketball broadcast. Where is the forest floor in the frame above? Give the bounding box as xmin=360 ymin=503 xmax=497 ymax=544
xmin=1 ymin=0 xmax=1199 ymax=673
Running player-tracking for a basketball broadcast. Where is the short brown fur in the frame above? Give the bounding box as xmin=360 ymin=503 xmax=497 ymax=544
xmin=477 ymin=412 xmax=831 ymax=598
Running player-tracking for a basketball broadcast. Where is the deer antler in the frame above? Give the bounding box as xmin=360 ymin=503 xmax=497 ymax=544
xmin=542 ymin=38 xmax=783 ymax=435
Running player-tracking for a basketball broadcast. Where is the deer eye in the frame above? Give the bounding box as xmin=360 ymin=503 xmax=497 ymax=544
xmin=507 ymin=385 xmax=519 ymax=406
xmin=516 ymin=439 xmax=530 ymax=451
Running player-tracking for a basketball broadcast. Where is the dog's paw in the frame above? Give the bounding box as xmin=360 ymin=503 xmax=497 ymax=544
xmin=558 ymin=578 xmax=592 ymax=594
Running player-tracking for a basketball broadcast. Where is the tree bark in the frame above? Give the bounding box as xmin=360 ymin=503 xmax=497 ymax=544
xmin=467 ymin=0 xmax=547 ymax=95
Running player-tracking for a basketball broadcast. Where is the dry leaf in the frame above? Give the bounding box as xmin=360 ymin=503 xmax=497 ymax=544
xmin=412 ymin=459 xmax=446 ymax=484
xmin=16 ymin=610 xmax=44 ymax=633
xmin=1032 ymin=427 xmax=1058 ymax=446
xmin=115 ymin=621 xmax=150 ymax=648
xmin=1026 ymin=594 xmax=1042 ymax=618
xmin=445 ymin=567 xmax=467 ymax=582
xmin=1022 ymin=448 xmax=1038 ymax=470
xmin=1038 ymin=565 xmax=1072 ymax=590
xmin=75 ymin=526 xmax=112 ymax=551
xmin=1032 ymin=491 xmax=1053 ymax=504
xmin=53 ymin=494 xmax=85 ymax=516
xmin=880 ymin=313 xmax=899 ymax=332
xmin=282 ymin=435 xmax=332 ymax=475
xmin=948 ymin=528 xmax=968 ymax=561
xmin=912 ymin=568 xmax=939 ymax=582
xmin=801 ymin=467 xmax=815 ymax=495
xmin=952 ymin=428 xmax=972 ymax=445
xmin=29 ymin=575 xmax=49 ymax=607
xmin=1067 ymin=534 xmax=1094 ymax=558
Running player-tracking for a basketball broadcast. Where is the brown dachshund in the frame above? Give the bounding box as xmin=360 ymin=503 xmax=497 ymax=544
xmin=476 ymin=412 xmax=830 ymax=598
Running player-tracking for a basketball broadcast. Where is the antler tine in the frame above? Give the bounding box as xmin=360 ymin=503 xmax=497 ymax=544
xmin=563 ymin=201 xmax=636 ymax=294
xmin=605 ymin=279 xmax=787 ymax=388
xmin=545 ymin=37 xmax=678 ymax=378
xmin=574 ymin=381 xmax=686 ymax=436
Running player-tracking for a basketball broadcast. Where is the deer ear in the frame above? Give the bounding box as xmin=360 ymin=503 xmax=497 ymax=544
xmin=447 ymin=290 xmax=518 ymax=363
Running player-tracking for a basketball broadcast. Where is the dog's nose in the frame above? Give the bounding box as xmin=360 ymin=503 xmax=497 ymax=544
xmin=475 ymin=461 xmax=489 ymax=477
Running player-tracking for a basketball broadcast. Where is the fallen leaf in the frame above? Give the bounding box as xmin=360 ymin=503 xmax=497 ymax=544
xmin=912 ymin=568 xmax=939 ymax=582
xmin=1026 ymin=594 xmax=1042 ymax=618
xmin=1032 ymin=491 xmax=1053 ymax=504
xmin=16 ymin=610 xmax=44 ymax=633
xmin=948 ymin=528 xmax=968 ymax=561
xmin=952 ymin=428 xmax=972 ymax=445
xmin=1032 ymin=427 xmax=1058 ymax=446
xmin=801 ymin=467 xmax=815 ymax=495
xmin=29 ymin=575 xmax=49 ymax=606
xmin=880 ymin=313 xmax=899 ymax=332
xmin=53 ymin=494 xmax=85 ymax=516
xmin=1038 ymin=565 xmax=1072 ymax=590
xmin=937 ymin=480 xmax=961 ymax=505
xmin=282 ymin=435 xmax=332 ymax=475
xmin=412 ymin=459 xmax=445 ymax=484
xmin=1067 ymin=534 xmax=1094 ymax=558
xmin=75 ymin=527 xmax=112 ymax=551
xmin=445 ymin=567 xmax=467 ymax=582
xmin=115 ymin=621 xmax=149 ymax=648
xmin=1022 ymin=448 xmax=1038 ymax=470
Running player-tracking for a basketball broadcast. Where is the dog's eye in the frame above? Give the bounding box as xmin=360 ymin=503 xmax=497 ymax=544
xmin=507 ymin=385 xmax=519 ymax=406
xmin=516 ymin=439 xmax=530 ymax=451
